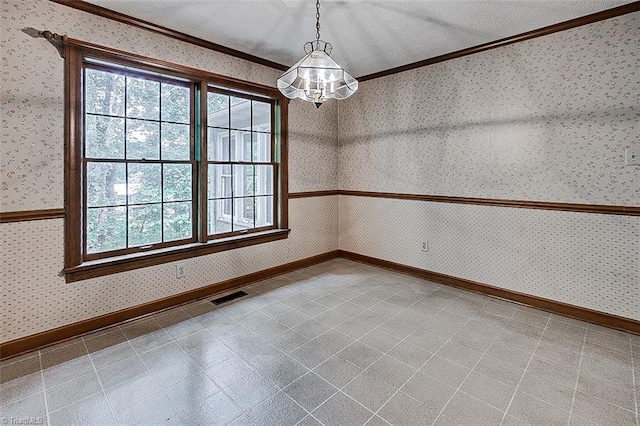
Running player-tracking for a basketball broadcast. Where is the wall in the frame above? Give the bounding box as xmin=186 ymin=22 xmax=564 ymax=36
xmin=338 ymin=13 xmax=639 ymax=320
xmin=0 ymin=0 xmax=339 ymax=343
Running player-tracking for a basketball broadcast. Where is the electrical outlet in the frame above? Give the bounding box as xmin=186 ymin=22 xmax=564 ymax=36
xmin=421 ymin=241 xmax=429 ymax=253
xmin=626 ymin=146 xmax=640 ymax=166
xmin=176 ymin=263 xmax=186 ymax=279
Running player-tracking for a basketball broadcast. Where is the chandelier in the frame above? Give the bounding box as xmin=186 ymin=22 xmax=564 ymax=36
xmin=277 ymin=0 xmax=358 ymax=108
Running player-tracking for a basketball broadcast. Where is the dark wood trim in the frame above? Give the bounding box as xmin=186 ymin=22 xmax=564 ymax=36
xmin=338 ymin=250 xmax=640 ymax=335
xmin=358 ymin=2 xmax=640 ymax=81
xmin=198 ymin=81 xmax=209 ymax=242
xmin=0 ymin=250 xmax=340 ymax=360
xmin=280 ymin=101 xmax=289 ymax=230
xmin=289 ymin=190 xmax=339 ymax=199
xmin=337 ymin=190 xmax=640 ymax=216
xmin=0 ymin=209 xmax=66 ymax=223
xmin=57 ymin=41 xmax=290 ymax=282
xmin=65 ymin=229 xmax=291 ymax=283
xmin=3 ymin=247 xmax=637 ymax=359
xmin=64 ymin=44 xmax=83 ymax=269
xmin=48 ymin=0 xmax=289 ymax=71
xmin=67 ymin=37 xmax=280 ymax=95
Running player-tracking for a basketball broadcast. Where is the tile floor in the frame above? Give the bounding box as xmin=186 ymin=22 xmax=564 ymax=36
xmin=1 ymin=259 xmax=638 ymax=425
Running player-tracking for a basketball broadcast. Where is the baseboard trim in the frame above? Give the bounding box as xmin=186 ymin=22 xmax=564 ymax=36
xmin=0 ymin=251 xmax=339 ymax=360
xmin=3 ymin=248 xmax=637 ymax=360
xmin=338 ymin=250 xmax=640 ymax=335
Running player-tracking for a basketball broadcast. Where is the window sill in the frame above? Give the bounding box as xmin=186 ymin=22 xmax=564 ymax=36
xmin=64 ymin=228 xmax=291 ymax=283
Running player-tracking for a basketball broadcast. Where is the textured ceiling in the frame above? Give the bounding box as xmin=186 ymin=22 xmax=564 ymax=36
xmin=84 ymin=0 xmax=633 ymax=78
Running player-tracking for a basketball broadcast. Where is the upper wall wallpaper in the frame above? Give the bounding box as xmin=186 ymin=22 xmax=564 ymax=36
xmin=0 ymin=0 xmax=338 ymax=211
xmin=338 ymin=12 xmax=639 ymax=206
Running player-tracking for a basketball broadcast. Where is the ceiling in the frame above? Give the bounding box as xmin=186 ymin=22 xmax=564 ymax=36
xmin=84 ymin=0 xmax=633 ymax=78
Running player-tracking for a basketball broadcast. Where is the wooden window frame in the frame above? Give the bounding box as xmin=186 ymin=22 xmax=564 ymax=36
xmin=63 ymin=43 xmax=289 ymax=283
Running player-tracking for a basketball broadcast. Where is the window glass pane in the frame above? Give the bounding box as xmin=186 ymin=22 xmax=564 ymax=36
xmin=161 ymin=83 xmax=190 ymax=124
xmin=87 ymin=162 xmax=126 ymax=207
xmin=128 ymin=163 xmax=161 ymax=204
xmin=233 ymin=165 xmax=254 ymax=198
xmin=208 ymin=164 xmax=232 ymax=199
xmin=85 ymin=115 xmax=125 ymax=159
xmin=85 ymin=69 xmax=125 ymax=116
xmin=252 ymin=132 xmax=271 ymax=162
xmin=128 ymin=204 xmax=162 ymax=246
xmin=207 ymin=93 xmax=229 ymax=128
xmin=230 ymin=130 xmax=251 ymax=162
xmin=126 ymin=119 xmax=160 ymax=160
xmin=255 ymin=196 xmax=273 ymax=228
xmin=126 ymin=76 xmax=159 ymax=120
xmin=164 ymin=202 xmax=192 ymax=242
xmin=208 ymin=128 xmax=230 ymax=162
xmin=230 ymin=97 xmax=251 ymax=130
xmin=233 ymin=198 xmax=254 ymax=231
xmin=161 ymin=122 xmax=190 ymax=160
xmin=208 ymin=199 xmax=232 ymax=235
xmin=255 ymin=165 xmax=273 ymax=196
xmin=252 ymin=101 xmax=271 ymax=132
xmin=87 ymin=206 xmax=126 ymax=253
xmin=163 ymin=164 xmax=192 ymax=202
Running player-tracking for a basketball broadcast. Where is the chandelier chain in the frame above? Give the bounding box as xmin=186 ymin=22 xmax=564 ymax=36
xmin=315 ymin=0 xmax=321 ymax=41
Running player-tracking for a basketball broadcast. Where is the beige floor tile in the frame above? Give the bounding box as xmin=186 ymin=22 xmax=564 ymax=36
xmin=0 ymin=392 xmax=47 ymax=423
xmin=247 ymin=391 xmax=306 ymax=426
xmin=359 ymin=329 xmax=401 ymax=353
xmin=571 ymin=391 xmax=636 ymax=426
xmin=49 ymin=392 xmax=115 ymax=426
xmin=313 ymin=355 xmax=363 ymax=388
xmin=311 ymin=392 xmax=373 ymax=426
xmin=517 ymin=371 xmax=575 ymax=411
xmin=46 ymin=370 xmax=102 ymax=412
xmin=437 ymin=340 xmax=484 ymax=369
xmin=5 ymin=261 xmax=638 ymax=426
xmin=284 ymin=372 xmax=337 ymax=412
xmin=458 ymin=370 xmax=516 ymax=411
xmin=343 ymin=370 xmax=396 ymax=412
xmin=420 ymin=355 xmax=470 ymax=388
xmin=507 ymin=391 xmax=570 ymax=425
xmin=378 ymin=391 xmax=439 ymax=426
xmin=97 ymin=356 xmax=149 ymax=389
xmin=365 ymin=355 xmax=416 ymax=389
xmin=336 ymin=341 xmax=384 ymax=370
xmin=439 ymin=391 xmax=504 ymax=425
xmin=400 ymin=372 xmax=456 ymax=410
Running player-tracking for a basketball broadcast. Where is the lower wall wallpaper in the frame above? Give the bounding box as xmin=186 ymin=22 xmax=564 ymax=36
xmin=0 ymin=196 xmax=338 ymax=343
xmin=338 ymin=195 xmax=640 ymax=321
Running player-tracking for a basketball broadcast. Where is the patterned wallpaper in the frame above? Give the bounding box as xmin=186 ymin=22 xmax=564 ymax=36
xmin=338 ymin=12 xmax=640 ymax=206
xmin=288 ymin=101 xmax=338 ymax=193
xmin=1 ymin=197 xmax=338 ymax=341
xmin=339 ymin=195 xmax=640 ymax=321
xmin=1 ymin=0 xmax=638 ymax=341
xmin=337 ymin=13 xmax=640 ymax=322
xmin=0 ymin=0 xmax=338 ymax=211
xmin=0 ymin=0 xmax=339 ymax=342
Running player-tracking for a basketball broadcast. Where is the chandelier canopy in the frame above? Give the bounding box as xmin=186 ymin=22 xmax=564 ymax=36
xmin=277 ymin=0 xmax=358 ymax=108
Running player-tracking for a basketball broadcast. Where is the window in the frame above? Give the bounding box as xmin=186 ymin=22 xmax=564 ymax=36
xmin=207 ymin=91 xmax=275 ymax=236
xmin=84 ymin=67 xmax=196 ymax=258
xmin=64 ymin=44 xmax=288 ymax=282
